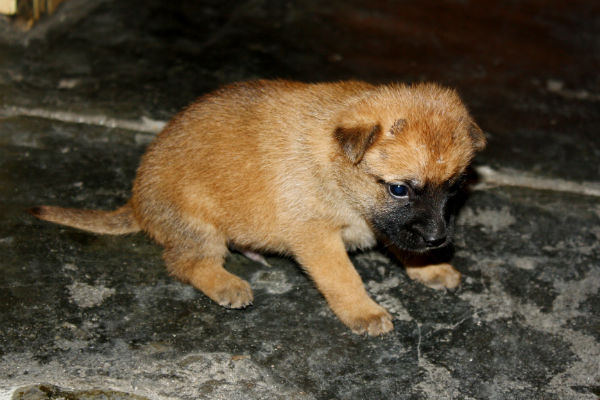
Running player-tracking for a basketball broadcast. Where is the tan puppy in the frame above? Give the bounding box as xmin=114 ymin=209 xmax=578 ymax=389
xmin=31 ymin=80 xmax=485 ymax=336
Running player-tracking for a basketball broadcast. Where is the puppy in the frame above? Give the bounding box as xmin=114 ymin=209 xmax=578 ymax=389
xmin=31 ymin=80 xmax=485 ymax=335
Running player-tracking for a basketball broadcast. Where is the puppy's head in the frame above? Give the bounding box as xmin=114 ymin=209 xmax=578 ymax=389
xmin=334 ymin=83 xmax=485 ymax=253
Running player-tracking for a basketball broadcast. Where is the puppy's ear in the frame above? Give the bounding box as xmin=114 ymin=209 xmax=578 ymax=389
xmin=468 ymin=122 xmax=486 ymax=151
xmin=334 ymin=124 xmax=382 ymax=164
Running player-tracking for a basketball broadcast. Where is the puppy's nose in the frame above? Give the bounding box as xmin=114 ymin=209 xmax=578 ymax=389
xmin=413 ymin=218 xmax=447 ymax=248
xmin=424 ymin=235 xmax=446 ymax=248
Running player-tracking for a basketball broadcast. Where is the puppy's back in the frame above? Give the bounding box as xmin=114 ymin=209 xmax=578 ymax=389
xmin=130 ymin=81 xmax=373 ymax=245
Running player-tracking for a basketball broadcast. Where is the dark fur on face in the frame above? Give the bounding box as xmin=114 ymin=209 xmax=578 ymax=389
xmin=370 ymin=178 xmax=464 ymax=252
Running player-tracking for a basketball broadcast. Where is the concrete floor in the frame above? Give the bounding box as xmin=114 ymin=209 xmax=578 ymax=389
xmin=1 ymin=0 xmax=599 ymax=399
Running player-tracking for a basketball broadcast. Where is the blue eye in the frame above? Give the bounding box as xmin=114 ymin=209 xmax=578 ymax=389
xmin=388 ymin=184 xmax=409 ymax=198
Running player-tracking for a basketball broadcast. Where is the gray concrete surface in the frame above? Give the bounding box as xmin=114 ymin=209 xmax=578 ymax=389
xmin=1 ymin=0 xmax=598 ymax=399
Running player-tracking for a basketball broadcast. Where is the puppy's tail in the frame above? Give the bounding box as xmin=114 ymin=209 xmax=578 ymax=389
xmin=28 ymin=202 xmax=140 ymax=235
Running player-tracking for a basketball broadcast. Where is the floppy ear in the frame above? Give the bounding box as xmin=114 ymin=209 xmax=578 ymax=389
xmin=334 ymin=124 xmax=382 ymax=164
xmin=468 ymin=122 xmax=486 ymax=151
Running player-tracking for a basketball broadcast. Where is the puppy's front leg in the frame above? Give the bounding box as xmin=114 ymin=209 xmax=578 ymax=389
xmin=293 ymin=229 xmax=393 ymax=336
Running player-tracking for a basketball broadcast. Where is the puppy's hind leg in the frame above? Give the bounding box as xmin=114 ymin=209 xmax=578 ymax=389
xmin=164 ymin=241 xmax=253 ymax=309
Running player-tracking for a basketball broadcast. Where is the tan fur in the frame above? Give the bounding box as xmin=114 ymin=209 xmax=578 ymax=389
xmin=31 ymin=79 xmax=485 ymax=336
xmin=29 ymin=203 xmax=139 ymax=235
xmin=405 ymin=263 xmax=461 ymax=290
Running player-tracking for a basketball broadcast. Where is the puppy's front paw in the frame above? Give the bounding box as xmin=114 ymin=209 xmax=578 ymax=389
xmin=406 ymin=263 xmax=461 ymax=289
xmin=337 ymin=300 xmax=394 ymax=336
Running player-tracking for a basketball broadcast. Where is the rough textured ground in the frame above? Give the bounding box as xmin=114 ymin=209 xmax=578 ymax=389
xmin=0 ymin=1 xmax=598 ymax=399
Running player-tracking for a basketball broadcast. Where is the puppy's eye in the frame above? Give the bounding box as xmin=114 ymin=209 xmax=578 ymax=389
xmin=388 ymin=184 xmax=409 ymax=198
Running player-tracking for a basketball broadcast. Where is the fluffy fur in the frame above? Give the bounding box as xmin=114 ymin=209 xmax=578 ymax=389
xmin=31 ymin=80 xmax=485 ymax=335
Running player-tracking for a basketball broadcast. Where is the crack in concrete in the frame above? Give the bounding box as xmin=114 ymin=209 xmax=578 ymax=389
xmin=0 ymin=106 xmax=166 ymax=133
xmin=475 ymin=166 xmax=600 ymax=197
xmin=0 ymin=346 xmax=315 ymax=400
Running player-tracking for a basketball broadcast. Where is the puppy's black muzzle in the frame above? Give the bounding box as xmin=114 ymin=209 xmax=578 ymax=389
xmin=411 ymin=216 xmax=448 ymax=249
xmin=371 ymin=182 xmax=455 ymax=252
